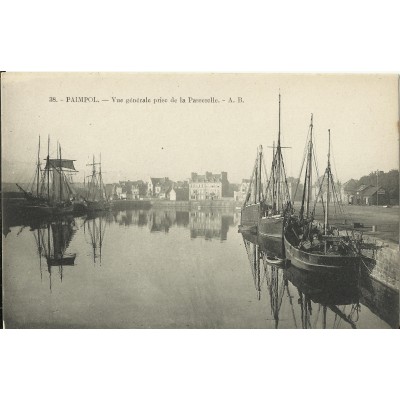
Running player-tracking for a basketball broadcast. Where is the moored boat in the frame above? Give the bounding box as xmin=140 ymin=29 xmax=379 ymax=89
xmin=17 ymin=137 xmax=77 ymax=216
xmin=83 ymin=154 xmax=111 ymax=212
xmin=283 ymin=117 xmax=361 ymax=272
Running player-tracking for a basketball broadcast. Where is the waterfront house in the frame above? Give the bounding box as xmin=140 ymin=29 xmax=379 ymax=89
xmin=189 ymin=171 xmax=229 ymax=200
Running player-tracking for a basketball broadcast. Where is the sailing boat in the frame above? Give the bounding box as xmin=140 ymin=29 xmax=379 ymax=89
xmin=259 ymin=93 xmax=291 ymax=238
xmin=17 ymin=136 xmax=77 ymax=215
xmin=83 ymin=155 xmax=110 ymax=212
xmin=283 ymin=117 xmax=361 ymax=272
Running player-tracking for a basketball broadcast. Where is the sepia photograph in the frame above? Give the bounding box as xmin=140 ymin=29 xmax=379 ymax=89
xmin=2 ymin=72 xmax=399 ymax=329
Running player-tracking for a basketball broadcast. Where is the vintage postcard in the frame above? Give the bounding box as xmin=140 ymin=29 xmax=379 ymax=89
xmin=1 ymin=72 xmax=399 ymax=328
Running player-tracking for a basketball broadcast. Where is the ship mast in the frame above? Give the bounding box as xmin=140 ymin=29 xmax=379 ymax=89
xmin=59 ymin=143 xmax=63 ymax=203
xmin=258 ymin=146 xmax=263 ymax=203
xmin=306 ymin=115 xmax=313 ymax=219
xmin=325 ymin=130 xmax=331 ymax=235
xmin=47 ymin=136 xmax=50 ymax=202
xmin=37 ymin=136 xmax=41 ymax=197
xmin=300 ymin=114 xmax=314 ymax=220
xmin=276 ymin=93 xmax=281 ymax=213
xmin=254 ymin=149 xmax=258 ymax=204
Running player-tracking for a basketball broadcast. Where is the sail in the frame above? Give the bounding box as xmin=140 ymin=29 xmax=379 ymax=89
xmin=45 ymin=159 xmax=77 ymax=171
xmin=51 ymin=167 xmax=73 ymax=202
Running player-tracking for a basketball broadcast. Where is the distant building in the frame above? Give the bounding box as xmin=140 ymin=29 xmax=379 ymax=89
xmin=341 ymin=179 xmax=358 ymax=204
xmin=114 ymin=180 xmax=146 ymax=200
xmin=233 ymin=179 xmax=251 ymax=202
xmin=147 ymin=177 xmax=173 ymax=197
xmin=189 ymin=171 xmax=229 ymax=200
xmin=355 ymin=184 xmax=386 ymax=205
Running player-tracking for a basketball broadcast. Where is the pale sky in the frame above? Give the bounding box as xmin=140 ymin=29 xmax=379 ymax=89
xmin=2 ymin=73 xmax=398 ymax=185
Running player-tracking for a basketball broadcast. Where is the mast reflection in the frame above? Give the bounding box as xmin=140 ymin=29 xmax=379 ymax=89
xmin=241 ymin=232 xmax=361 ymax=329
xmin=33 ymin=216 xmax=77 ymax=290
xmin=84 ymin=211 xmax=109 ymax=266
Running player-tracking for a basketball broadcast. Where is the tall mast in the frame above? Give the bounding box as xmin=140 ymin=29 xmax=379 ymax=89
xmin=276 ymin=93 xmax=281 ymax=212
xmin=271 ymin=141 xmax=275 ymax=211
xmin=254 ymin=149 xmax=258 ymax=204
xmin=325 ymin=130 xmax=331 ymax=235
xmin=258 ymin=146 xmax=262 ymax=203
xmin=37 ymin=136 xmax=41 ymax=196
xmin=59 ymin=143 xmax=63 ymax=203
xmin=47 ymin=136 xmax=50 ymax=201
xmin=306 ymin=114 xmax=313 ymax=219
xmin=99 ymin=153 xmax=102 ymax=200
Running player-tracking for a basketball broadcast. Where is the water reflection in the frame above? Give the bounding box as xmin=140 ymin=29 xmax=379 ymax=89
xmin=112 ymin=209 xmax=234 ymax=240
xmin=241 ymin=232 xmax=362 ymax=328
xmin=83 ymin=211 xmax=110 ymax=266
xmin=33 ymin=216 xmax=77 ymax=290
xmin=2 ymin=207 xmax=397 ymax=328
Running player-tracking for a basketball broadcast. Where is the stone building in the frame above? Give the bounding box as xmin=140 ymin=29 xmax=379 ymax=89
xmin=189 ymin=171 xmax=229 ymax=200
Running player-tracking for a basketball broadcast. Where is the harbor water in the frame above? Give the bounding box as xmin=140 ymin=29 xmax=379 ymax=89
xmin=2 ymin=208 xmax=398 ymax=328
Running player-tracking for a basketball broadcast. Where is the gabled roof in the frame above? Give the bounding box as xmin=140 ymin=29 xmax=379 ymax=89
xmin=357 ymin=184 xmax=370 ymax=192
xmin=361 ymin=186 xmax=383 ymax=196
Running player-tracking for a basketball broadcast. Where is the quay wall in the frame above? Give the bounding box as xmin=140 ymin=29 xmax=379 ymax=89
xmin=361 ymin=236 xmax=399 ymax=292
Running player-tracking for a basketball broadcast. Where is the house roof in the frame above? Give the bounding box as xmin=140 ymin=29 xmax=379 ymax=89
xmin=191 ymin=174 xmax=223 ymax=183
xmin=361 ymin=186 xmax=383 ymax=196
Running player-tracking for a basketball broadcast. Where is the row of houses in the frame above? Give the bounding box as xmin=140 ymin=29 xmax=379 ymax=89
xmin=232 ymin=177 xmax=388 ymax=206
xmin=110 ymin=171 xmax=388 ymax=205
xmin=112 ymin=172 xmax=232 ymax=201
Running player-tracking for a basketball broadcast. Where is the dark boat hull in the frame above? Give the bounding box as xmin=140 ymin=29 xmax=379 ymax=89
xmin=284 ymin=234 xmax=360 ymax=272
xmin=22 ymin=203 xmax=74 ymax=216
xmin=47 ymin=254 xmax=76 ymax=266
xmin=85 ymin=200 xmax=111 ymax=212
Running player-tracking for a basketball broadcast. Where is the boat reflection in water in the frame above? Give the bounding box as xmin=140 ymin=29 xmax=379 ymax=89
xmin=33 ymin=216 xmax=78 ymax=290
xmin=83 ymin=211 xmax=110 ymax=266
xmin=241 ymin=232 xmax=362 ymax=329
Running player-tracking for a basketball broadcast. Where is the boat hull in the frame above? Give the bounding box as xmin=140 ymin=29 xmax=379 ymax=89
xmin=85 ymin=200 xmax=111 ymax=212
xmin=22 ymin=202 xmax=74 ymax=216
xmin=258 ymin=215 xmax=284 ymax=238
xmin=240 ymin=203 xmax=260 ymax=228
xmin=284 ymin=234 xmax=360 ymax=273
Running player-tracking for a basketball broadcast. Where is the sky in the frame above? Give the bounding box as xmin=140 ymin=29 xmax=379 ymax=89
xmin=2 ymin=73 xmax=398 ymax=186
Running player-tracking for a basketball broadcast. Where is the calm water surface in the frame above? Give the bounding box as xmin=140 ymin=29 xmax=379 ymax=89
xmin=3 ymin=209 xmax=398 ymax=328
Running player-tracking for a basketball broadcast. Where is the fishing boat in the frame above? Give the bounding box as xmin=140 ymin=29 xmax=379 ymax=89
xmin=259 ymin=93 xmax=291 ymax=238
xmin=17 ymin=137 xmax=77 ymax=216
xmin=283 ymin=116 xmax=361 ymax=272
xmin=83 ymin=155 xmax=110 ymax=212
